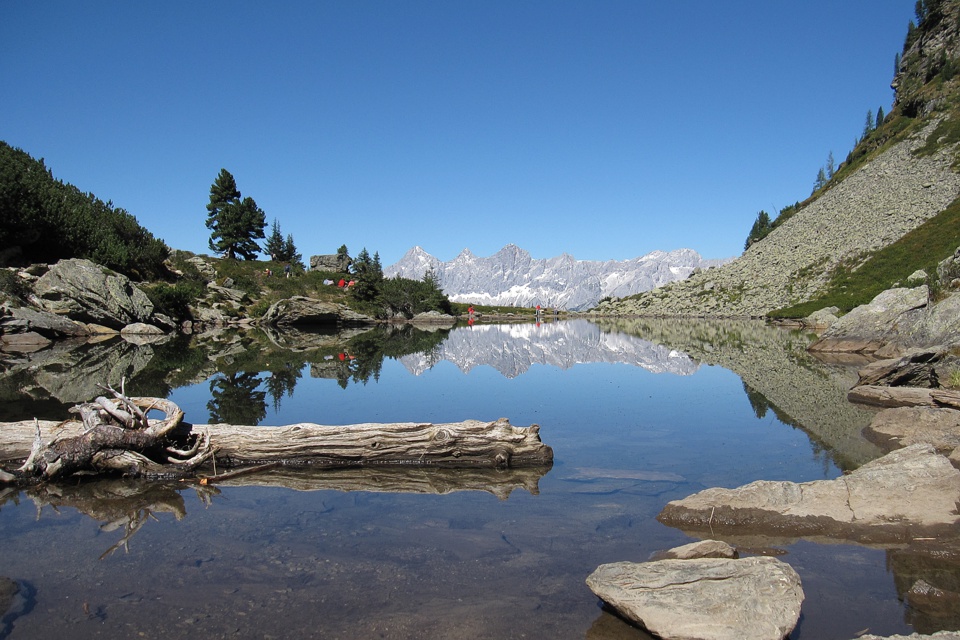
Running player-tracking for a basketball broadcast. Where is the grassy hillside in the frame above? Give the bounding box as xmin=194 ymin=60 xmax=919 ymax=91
xmin=771 ymin=195 xmax=960 ymax=317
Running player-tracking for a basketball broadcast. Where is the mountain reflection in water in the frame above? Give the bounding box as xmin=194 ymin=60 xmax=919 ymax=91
xmin=0 ymin=318 xmax=947 ymax=639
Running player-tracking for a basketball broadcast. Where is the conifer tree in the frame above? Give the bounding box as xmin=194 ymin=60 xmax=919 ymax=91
xmin=283 ymin=234 xmax=304 ymax=269
xmin=205 ymin=169 xmax=266 ymax=260
xmin=813 ymin=167 xmax=827 ymax=194
xmin=265 ymin=219 xmax=285 ymax=261
xmin=862 ymin=109 xmax=875 ymax=139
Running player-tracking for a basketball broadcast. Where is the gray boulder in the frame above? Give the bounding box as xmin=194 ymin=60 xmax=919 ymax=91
xmin=650 ymin=539 xmax=739 ymax=561
xmin=310 ymin=253 xmax=351 ymax=272
xmin=658 ymin=444 xmax=960 ymax=543
xmin=810 ymin=287 xmax=928 ymax=354
xmin=261 ymin=296 xmax=375 ymax=327
xmin=937 ymin=246 xmax=960 ymax=289
xmin=864 ymin=406 xmax=960 ymax=457
xmin=804 ymin=306 xmax=840 ymax=330
xmin=0 ymin=306 xmax=89 ymax=340
xmin=410 ymin=310 xmax=456 ymax=325
xmin=30 ymin=259 xmax=154 ymax=330
xmin=586 ymin=554 xmax=803 ymax=640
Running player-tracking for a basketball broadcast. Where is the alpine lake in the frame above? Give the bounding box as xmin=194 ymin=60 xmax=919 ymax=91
xmin=1 ymin=317 xmax=957 ymax=639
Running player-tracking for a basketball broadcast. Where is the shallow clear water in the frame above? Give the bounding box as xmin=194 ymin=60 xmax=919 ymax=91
xmin=0 ymin=319 xmax=941 ymax=639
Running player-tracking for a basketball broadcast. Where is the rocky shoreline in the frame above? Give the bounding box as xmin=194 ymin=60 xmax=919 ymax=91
xmin=0 ymin=257 xmax=458 ymax=352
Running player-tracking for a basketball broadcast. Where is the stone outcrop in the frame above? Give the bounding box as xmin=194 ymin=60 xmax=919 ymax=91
xmin=310 ymin=253 xmax=351 ymax=272
xmin=29 ymin=258 xmax=155 ymax=330
xmin=0 ymin=306 xmax=90 ymax=345
xmin=586 ymin=550 xmax=803 ymax=640
xmin=809 ymin=287 xmax=960 ymax=355
xmin=595 ymin=126 xmax=960 ymax=317
xmin=864 ymin=407 xmax=960 ymax=458
xmin=409 ymin=310 xmax=456 ymax=325
xmin=260 ymin=296 xmax=375 ymax=327
xmin=658 ymin=444 xmax=960 ymax=543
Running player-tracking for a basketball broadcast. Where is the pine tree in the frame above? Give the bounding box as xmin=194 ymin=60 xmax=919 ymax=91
xmin=876 ymin=106 xmax=885 ymax=129
xmin=265 ymin=219 xmax=285 ymax=261
xmin=351 ymin=247 xmax=384 ymax=302
xmin=205 ymin=169 xmax=266 ymax=260
xmin=826 ymin=151 xmax=836 ymax=180
xmin=283 ymin=234 xmax=303 ymax=269
xmin=813 ymin=167 xmax=827 ymax=194
xmin=744 ymin=210 xmax=773 ymax=251
xmin=862 ymin=109 xmax=875 ymax=139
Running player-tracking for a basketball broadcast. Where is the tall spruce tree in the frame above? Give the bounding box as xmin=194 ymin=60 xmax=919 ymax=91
xmin=265 ymin=219 xmax=285 ymax=261
xmin=205 ymin=169 xmax=266 ymax=260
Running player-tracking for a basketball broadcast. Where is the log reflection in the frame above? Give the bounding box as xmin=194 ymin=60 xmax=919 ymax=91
xmin=0 ymin=463 xmax=550 ymax=558
xmin=207 ymin=463 xmax=552 ymax=500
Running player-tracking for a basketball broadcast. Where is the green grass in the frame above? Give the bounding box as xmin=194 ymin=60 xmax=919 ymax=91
xmin=770 ymin=195 xmax=960 ymax=318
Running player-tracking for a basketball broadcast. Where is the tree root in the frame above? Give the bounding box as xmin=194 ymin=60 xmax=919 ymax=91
xmin=16 ymin=379 xmax=213 ymax=482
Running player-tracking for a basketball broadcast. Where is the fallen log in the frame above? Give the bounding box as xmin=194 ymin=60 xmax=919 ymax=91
xmin=1 ymin=410 xmax=553 ymax=482
xmin=181 ymin=418 xmax=552 ymax=469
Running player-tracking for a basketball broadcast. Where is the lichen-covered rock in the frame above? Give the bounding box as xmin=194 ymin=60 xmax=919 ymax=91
xmin=261 ymin=296 xmax=375 ymax=327
xmin=586 ymin=555 xmax=803 ymax=640
xmin=0 ymin=306 xmax=89 ymax=340
xmin=30 ymin=258 xmax=154 ymax=329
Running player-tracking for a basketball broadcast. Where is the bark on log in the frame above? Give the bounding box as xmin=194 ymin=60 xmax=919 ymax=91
xmin=1 ymin=417 xmax=553 ymax=477
xmin=181 ymin=418 xmax=552 ymax=469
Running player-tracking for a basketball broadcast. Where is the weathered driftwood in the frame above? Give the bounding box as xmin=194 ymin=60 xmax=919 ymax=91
xmin=14 ymin=389 xmax=213 ymax=481
xmin=1 ymin=412 xmax=553 ymax=482
xmin=181 ymin=418 xmax=552 ymax=469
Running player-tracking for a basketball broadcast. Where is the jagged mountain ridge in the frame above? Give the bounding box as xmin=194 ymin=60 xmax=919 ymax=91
xmin=397 ymin=319 xmax=700 ymax=378
xmin=384 ymin=244 xmax=726 ymax=311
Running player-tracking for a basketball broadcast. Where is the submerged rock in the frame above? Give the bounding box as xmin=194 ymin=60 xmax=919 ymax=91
xmin=658 ymin=444 xmax=960 ymax=543
xmin=586 ymin=553 xmax=803 ymax=640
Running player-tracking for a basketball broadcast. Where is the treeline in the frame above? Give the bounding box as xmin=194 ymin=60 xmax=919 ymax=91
xmin=348 ymin=248 xmax=452 ymax=318
xmin=0 ymin=141 xmax=169 ymax=279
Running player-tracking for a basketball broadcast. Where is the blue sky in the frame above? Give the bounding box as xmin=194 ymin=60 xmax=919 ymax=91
xmin=2 ymin=2 xmax=915 ymax=266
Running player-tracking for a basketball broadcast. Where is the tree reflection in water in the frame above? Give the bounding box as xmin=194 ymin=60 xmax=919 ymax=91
xmin=207 ymin=371 xmax=267 ymax=426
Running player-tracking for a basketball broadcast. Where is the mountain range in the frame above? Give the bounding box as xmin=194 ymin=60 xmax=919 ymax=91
xmin=384 ymin=244 xmax=728 ymax=311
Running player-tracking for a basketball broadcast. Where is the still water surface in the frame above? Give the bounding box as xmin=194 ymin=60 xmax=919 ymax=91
xmin=0 ymin=319 xmax=941 ymax=638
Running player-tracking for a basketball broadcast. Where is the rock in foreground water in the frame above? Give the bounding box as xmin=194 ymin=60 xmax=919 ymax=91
xmin=586 ymin=553 xmax=803 ymax=640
